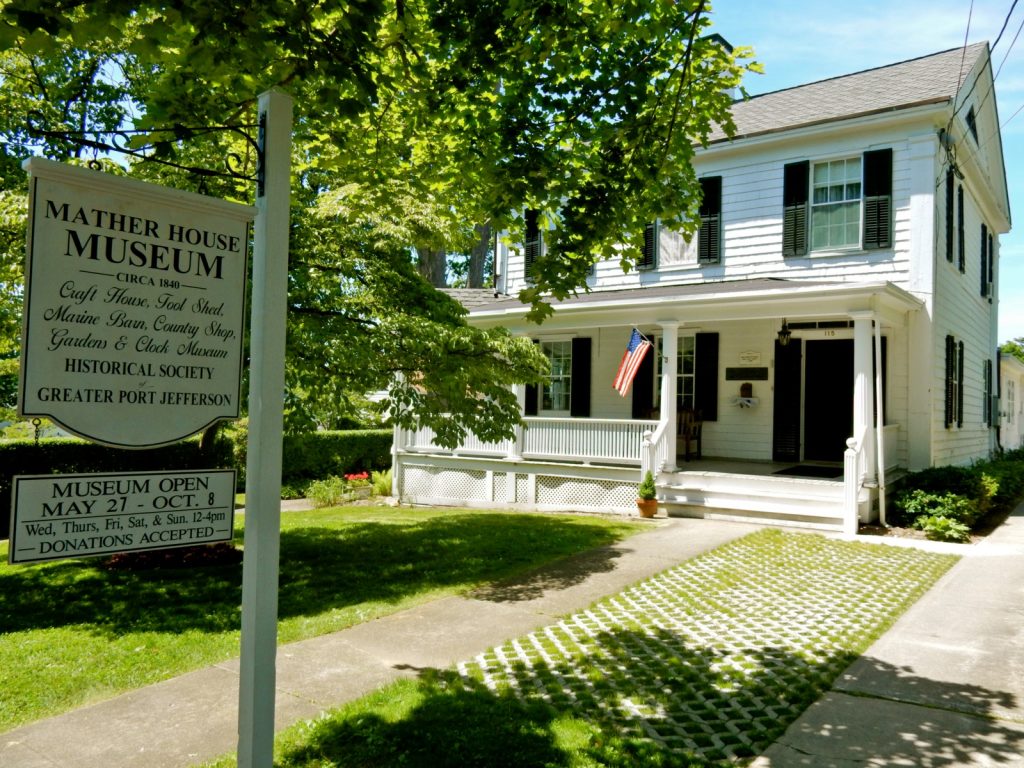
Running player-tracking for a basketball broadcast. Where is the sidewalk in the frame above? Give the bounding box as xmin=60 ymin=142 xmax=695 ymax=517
xmin=752 ymin=506 xmax=1024 ymax=767
xmin=4 ymin=508 xmax=1023 ymax=768
xmin=1 ymin=515 xmax=761 ymax=768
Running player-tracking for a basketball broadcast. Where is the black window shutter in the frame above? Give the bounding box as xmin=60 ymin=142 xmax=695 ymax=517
xmin=631 ymin=345 xmax=655 ymax=419
xmin=639 ymin=222 xmax=657 ymax=269
xmin=570 ymin=337 xmax=592 ymax=417
xmin=524 ymin=209 xmax=541 ymax=281
xmin=988 ymin=232 xmax=995 ymax=301
xmin=695 ymin=332 xmax=719 ymax=421
xmin=698 ymin=176 xmax=722 ymax=264
xmin=945 ymin=168 xmax=955 ymax=263
xmin=525 ymin=339 xmax=539 ymax=416
xmin=957 ymin=186 xmax=965 ymax=273
xmin=984 ymin=358 xmax=993 ymax=426
xmin=944 ymin=335 xmax=955 ymax=428
xmin=981 ymin=223 xmax=989 ymax=296
xmin=957 ymin=340 xmax=965 ymax=428
xmin=782 ymin=161 xmax=809 ymax=257
xmin=862 ymin=148 xmax=892 ymax=249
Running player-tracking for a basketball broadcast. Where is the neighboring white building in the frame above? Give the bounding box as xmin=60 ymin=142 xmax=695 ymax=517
xmin=1001 ymin=354 xmax=1024 ymax=451
xmin=394 ymin=43 xmax=1010 ymax=531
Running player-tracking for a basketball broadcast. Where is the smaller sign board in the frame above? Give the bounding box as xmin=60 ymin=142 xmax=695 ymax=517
xmin=9 ymin=469 xmax=236 ymax=564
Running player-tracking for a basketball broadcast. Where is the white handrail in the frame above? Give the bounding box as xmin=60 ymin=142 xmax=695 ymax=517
xmin=843 ymin=425 xmax=868 ymax=536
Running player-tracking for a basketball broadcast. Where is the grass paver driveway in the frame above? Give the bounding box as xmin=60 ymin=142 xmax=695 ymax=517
xmin=459 ymin=530 xmax=957 ymax=762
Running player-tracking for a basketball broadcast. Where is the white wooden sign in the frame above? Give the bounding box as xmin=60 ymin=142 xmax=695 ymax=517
xmin=19 ymin=158 xmax=255 ymax=448
xmin=9 ymin=469 xmax=236 ymax=564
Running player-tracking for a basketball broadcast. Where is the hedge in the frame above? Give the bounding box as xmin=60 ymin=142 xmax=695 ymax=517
xmin=229 ymin=427 xmax=393 ymax=490
xmin=0 ymin=436 xmax=233 ymax=538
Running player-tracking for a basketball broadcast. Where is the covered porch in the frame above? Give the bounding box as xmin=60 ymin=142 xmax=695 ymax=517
xmin=394 ymin=279 xmax=923 ymax=531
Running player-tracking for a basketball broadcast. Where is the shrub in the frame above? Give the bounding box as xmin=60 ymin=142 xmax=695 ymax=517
xmin=897 ymin=490 xmax=979 ymax=527
xmin=638 ymin=471 xmax=657 ymax=501
xmin=371 ymin=469 xmax=393 ymax=497
xmin=915 ymin=514 xmax=972 ymax=543
xmin=306 ymin=476 xmax=351 ymax=508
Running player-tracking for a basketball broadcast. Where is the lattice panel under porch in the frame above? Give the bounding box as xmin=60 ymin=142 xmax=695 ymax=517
xmin=401 ymin=466 xmax=489 ymax=502
xmin=492 ymin=473 xmax=507 ymax=502
xmin=536 ymin=475 xmax=636 ymax=509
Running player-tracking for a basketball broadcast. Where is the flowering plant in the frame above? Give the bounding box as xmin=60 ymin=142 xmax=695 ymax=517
xmin=344 ymin=471 xmax=370 ymax=487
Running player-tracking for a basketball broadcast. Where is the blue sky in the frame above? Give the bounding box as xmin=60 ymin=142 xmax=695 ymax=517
xmin=708 ymin=1 xmax=1024 ymax=343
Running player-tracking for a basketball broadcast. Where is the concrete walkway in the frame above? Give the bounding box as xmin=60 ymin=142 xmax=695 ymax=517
xmin=1 ymin=515 xmax=761 ymax=768
xmin=753 ymin=506 xmax=1024 ymax=767
xmin=4 ymin=508 xmax=1023 ymax=768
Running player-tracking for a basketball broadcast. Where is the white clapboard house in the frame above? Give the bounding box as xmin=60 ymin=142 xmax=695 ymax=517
xmin=393 ymin=42 xmax=1010 ymax=532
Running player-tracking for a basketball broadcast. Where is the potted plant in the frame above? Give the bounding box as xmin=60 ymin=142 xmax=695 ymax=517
xmin=637 ymin=471 xmax=658 ymax=518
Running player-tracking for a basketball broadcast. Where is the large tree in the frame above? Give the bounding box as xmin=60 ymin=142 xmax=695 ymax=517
xmin=0 ymin=0 xmax=756 ymax=443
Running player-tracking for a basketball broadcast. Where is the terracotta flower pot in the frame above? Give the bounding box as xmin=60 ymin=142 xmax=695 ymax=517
xmin=636 ymin=498 xmax=658 ymax=518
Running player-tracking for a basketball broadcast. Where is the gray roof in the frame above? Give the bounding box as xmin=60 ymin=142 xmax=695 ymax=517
xmin=711 ymin=42 xmax=988 ymax=143
xmin=443 ymin=288 xmax=503 ymax=309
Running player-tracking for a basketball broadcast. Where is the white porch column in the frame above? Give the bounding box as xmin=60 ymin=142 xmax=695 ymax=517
xmin=509 ymin=383 xmax=526 ymax=460
xmin=851 ymin=312 xmax=876 ymax=482
xmin=659 ymin=321 xmax=679 ymax=469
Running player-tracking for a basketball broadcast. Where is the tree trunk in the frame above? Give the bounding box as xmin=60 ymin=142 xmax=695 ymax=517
xmin=468 ymin=222 xmax=491 ymax=288
xmin=417 ymin=246 xmax=448 ymax=287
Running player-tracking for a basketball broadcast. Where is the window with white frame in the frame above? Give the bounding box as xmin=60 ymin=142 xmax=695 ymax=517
xmin=1008 ymin=379 xmax=1016 ymax=424
xmin=656 ymin=335 xmax=697 ymax=409
xmin=811 ymin=157 xmax=862 ymax=250
xmin=541 ymin=340 xmax=572 ymax=413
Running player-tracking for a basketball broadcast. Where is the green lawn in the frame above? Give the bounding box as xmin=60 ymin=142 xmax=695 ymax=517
xmin=203 ymin=529 xmax=959 ymax=768
xmin=0 ymin=506 xmax=642 ymax=732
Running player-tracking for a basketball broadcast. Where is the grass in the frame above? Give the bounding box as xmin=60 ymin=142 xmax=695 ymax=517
xmin=0 ymin=506 xmax=642 ymax=732
xmin=202 ymin=529 xmax=959 ymax=768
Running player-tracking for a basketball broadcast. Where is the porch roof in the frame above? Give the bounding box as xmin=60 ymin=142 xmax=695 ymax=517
xmin=467 ymin=278 xmax=923 ymax=331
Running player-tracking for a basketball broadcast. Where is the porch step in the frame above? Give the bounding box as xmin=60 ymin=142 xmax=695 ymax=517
xmin=659 ymin=471 xmax=846 ymax=531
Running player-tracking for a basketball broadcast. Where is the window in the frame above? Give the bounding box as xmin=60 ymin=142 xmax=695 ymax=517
xmin=966 ymin=106 xmax=979 ymax=142
xmin=676 ymin=335 xmax=696 ymax=410
xmin=945 ymin=335 xmax=965 ymax=428
xmin=541 ymin=340 xmax=572 ymax=413
xmin=1008 ymin=379 xmax=1016 ymax=425
xmin=524 ymin=208 xmax=542 ymax=281
xmin=811 ymin=157 xmax=861 ymax=249
xmin=654 ymin=332 xmax=719 ymax=420
xmin=784 ymin=149 xmax=891 ymax=255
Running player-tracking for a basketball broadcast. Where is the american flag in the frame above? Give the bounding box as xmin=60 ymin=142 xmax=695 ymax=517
xmin=613 ymin=329 xmax=652 ymax=396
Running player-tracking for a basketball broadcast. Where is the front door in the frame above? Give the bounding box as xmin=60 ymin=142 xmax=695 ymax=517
xmin=803 ymin=339 xmax=854 ymax=462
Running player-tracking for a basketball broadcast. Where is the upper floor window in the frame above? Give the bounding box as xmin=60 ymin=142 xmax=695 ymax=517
xmin=811 ymin=157 xmax=862 ymax=249
xmin=783 ymin=148 xmax=891 ymax=256
xmin=643 ymin=175 xmax=722 ymax=269
xmin=966 ymin=106 xmax=979 ymax=142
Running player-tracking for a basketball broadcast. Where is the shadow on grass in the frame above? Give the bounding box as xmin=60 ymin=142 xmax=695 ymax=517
xmin=0 ymin=513 xmax=628 ymax=637
xmin=277 ymin=627 xmax=1024 ymax=768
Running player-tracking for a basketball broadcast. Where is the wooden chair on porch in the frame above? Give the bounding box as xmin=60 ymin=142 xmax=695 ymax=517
xmin=677 ymin=408 xmax=703 ymax=461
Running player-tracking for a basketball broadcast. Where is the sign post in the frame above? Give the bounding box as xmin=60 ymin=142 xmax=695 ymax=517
xmin=237 ymin=88 xmax=292 ymax=768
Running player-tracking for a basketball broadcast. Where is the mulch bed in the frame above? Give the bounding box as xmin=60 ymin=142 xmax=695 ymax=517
xmin=859 ymin=508 xmax=1011 ymax=544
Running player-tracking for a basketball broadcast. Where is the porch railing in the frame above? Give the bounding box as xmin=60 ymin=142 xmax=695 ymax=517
xmin=843 ymin=425 xmax=868 ymax=536
xmin=641 ymin=419 xmax=671 ymax=478
xmin=400 ymin=417 xmax=658 ymax=466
